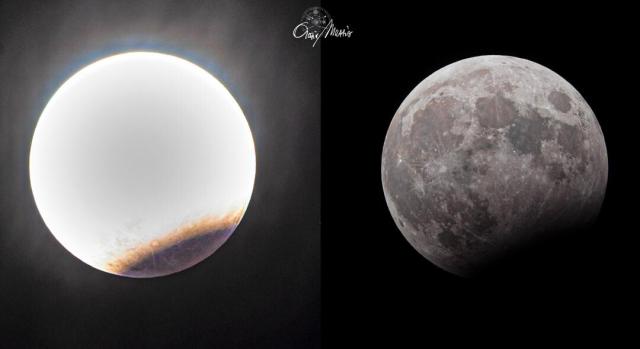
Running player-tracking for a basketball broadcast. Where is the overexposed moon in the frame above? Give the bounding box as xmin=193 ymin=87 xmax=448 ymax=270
xmin=30 ymin=52 xmax=255 ymax=278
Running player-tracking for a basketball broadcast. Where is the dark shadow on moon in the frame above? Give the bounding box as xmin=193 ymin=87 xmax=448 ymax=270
xmin=466 ymin=222 xmax=598 ymax=279
xmin=120 ymin=227 xmax=235 ymax=278
xmin=381 ymin=56 xmax=608 ymax=278
xmin=105 ymin=209 xmax=245 ymax=278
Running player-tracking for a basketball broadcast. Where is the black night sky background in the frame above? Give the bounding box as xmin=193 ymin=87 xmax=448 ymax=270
xmin=1 ymin=0 xmax=319 ymax=347
xmin=1 ymin=0 xmax=637 ymax=347
xmin=322 ymin=1 xmax=636 ymax=346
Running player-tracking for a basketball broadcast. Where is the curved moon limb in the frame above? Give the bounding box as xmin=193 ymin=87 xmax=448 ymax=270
xmin=381 ymin=55 xmax=608 ymax=277
xmin=106 ymin=209 xmax=244 ymax=278
xmin=30 ymin=52 xmax=256 ymax=278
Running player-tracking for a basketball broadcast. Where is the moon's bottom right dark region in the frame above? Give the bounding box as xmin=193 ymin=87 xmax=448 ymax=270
xmin=381 ymin=56 xmax=608 ymax=277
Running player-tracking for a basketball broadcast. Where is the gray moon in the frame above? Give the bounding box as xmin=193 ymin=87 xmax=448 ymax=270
xmin=381 ymin=55 xmax=608 ymax=277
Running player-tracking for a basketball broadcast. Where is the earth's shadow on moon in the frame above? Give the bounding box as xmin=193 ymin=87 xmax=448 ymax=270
xmin=381 ymin=56 xmax=608 ymax=279
xmin=463 ymin=221 xmax=601 ymax=280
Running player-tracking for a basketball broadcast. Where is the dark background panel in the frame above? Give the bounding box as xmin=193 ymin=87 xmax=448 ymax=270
xmin=0 ymin=0 xmax=320 ymax=347
xmin=321 ymin=2 xmax=636 ymax=344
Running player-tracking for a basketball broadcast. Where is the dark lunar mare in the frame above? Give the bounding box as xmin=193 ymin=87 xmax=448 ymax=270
xmin=381 ymin=56 xmax=608 ymax=277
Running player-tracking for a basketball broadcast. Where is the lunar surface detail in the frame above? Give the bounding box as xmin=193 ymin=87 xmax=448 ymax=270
xmin=30 ymin=52 xmax=256 ymax=278
xmin=381 ymin=56 xmax=608 ymax=277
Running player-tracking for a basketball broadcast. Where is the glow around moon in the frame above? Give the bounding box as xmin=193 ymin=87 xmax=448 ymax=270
xmin=30 ymin=52 xmax=256 ymax=278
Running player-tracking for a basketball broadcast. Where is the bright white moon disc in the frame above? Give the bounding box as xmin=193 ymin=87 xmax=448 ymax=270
xmin=30 ymin=52 xmax=256 ymax=278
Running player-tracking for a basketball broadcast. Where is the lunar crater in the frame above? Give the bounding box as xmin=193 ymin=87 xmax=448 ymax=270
xmin=382 ymin=55 xmax=608 ymax=277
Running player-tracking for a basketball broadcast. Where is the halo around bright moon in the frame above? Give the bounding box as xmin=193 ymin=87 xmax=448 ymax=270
xmin=30 ymin=52 xmax=256 ymax=278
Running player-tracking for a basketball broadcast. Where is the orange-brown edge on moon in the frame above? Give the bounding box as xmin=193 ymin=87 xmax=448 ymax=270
xmin=105 ymin=208 xmax=245 ymax=274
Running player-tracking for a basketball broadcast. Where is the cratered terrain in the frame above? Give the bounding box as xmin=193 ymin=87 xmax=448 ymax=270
xmin=381 ymin=55 xmax=608 ymax=277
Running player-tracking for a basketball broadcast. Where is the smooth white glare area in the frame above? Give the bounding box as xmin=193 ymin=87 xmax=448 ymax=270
xmin=30 ymin=52 xmax=256 ymax=276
